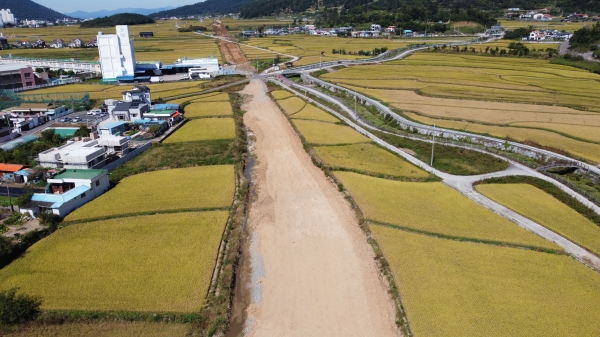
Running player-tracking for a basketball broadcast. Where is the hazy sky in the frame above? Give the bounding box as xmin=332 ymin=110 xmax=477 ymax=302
xmin=34 ymin=0 xmax=197 ymax=12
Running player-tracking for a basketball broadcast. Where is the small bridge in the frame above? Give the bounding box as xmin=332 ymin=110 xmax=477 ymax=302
xmin=537 ymin=161 xmax=589 ymax=172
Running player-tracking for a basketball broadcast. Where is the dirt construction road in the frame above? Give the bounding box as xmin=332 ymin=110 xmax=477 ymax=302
xmin=240 ymin=79 xmax=399 ymax=336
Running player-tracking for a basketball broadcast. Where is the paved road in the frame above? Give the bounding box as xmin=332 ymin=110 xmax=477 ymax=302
xmin=272 ymin=77 xmax=600 ymax=272
xmin=559 ymin=39 xmax=570 ymax=55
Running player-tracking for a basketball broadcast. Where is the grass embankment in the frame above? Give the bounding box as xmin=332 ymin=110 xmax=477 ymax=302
xmin=3 ymin=321 xmax=192 ymax=337
xmin=320 ymin=53 xmax=600 ymax=163
xmin=0 ymin=89 xmax=250 ymax=336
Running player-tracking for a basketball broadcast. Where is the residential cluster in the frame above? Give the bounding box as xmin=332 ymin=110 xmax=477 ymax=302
xmin=527 ymin=29 xmax=573 ymax=41
xmin=241 ymin=24 xmax=435 ymax=38
xmin=0 ymin=84 xmax=185 ymax=218
xmin=504 ymin=8 xmax=600 ymax=22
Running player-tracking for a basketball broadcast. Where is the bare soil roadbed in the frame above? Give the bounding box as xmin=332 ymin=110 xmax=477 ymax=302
xmin=240 ymin=79 xmax=399 ymax=336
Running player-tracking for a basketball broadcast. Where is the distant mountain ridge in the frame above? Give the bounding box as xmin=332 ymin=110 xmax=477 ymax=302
xmin=66 ymin=7 xmax=175 ymax=20
xmin=150 ymin=0 xmax=253 ymax=18
xmin=0 ymin=0 xmax=70 ymax=20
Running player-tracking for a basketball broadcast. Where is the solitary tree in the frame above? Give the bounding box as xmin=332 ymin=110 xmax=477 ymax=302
xmin=0 ymin=288 xmax=42 ymax=325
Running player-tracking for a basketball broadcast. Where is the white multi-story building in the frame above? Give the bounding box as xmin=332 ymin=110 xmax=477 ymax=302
xmin=0 ymin=9 xmax=15 ymax=26
xmin=97 ymin=25 xmax=136 ymax=81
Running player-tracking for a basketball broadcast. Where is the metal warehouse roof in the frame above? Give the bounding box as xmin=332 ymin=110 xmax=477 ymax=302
xmin=0 ymin=163 xmax=24 ymax=172
xmin=0 ymin=135 xmax=37 ymax=151
xmin=51 ymin=169 xmax=106 ymax=181
xmin=100 ymin=121 xmax=127 ymax=130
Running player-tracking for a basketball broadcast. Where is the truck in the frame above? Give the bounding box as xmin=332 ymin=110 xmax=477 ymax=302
xmin=150 ymin=76 xmax=164 ymax=83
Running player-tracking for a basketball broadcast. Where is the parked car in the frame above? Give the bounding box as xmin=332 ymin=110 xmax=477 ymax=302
xmin=72 ymin=117 xmax=81 ymax=122
xmin=60 ymin=117 xmax=71 ymax=122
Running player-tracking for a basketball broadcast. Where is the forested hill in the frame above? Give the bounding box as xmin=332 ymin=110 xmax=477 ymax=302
xmin=149 ymin=0 xmax=255 ymax=18
xmin=79 ymin=14 xmax=155 ymax=28
xmin=0 ymin=0 xmax=70 ymax=20
xmin=150 ymin=0 xmax=600 ymax=24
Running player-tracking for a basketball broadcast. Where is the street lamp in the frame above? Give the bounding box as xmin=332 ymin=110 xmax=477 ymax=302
xmin=320 ymin=51 xmax=324 ymax=69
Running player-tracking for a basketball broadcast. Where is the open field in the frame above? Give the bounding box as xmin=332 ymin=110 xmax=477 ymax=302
xmin=314 ymin=143 xmax=429 ymax=178
xmin=168 ymin=92 xmax=229 ymax=105
xmin=403 ymin=111 xmax=600 ymax=163
xmin=476 ymin=183 xmax=600 ymax=256
xmin=276 ymin=96 xmax=306 ymax=115
xmin=108 ymin=139 xmax=237 ymax=183
xmin=3 ymin=322 xmax=192 ymax=337
xmin=290 ymin=103 xmax=340 ymax=123
xmin=66 ymin=165 xmax=234 ymax=222
xmin=319 ymin=52 xmax=600 ymax=162
xmin=2 ymin=21 xmax=222 ymax=63
xmin=243 ymin=35 xmax=473 ymax=66
xmin=473 ymin=40 xmax=560 ymax=50
xmin=292 ymin=119 xmax=370 ymax=145
xmin=0 ymin=211 xmax=228 ymax=312
xmin=373 ymin=225 xmax=600 ymax=337
xmin=184 ymin=101 xmax=233 ymax=118
xmin=164 ymin=117 xmax=236 ymax=143
xmin=25 ymin=82 xmax=205 ymax=102
xmin=498 ymin=19 xmax=588 ymax=31
xmin=271 ymin=89 xmax=294 ymax=100
xmin=336 ymin=171 xmax=559 ymax=250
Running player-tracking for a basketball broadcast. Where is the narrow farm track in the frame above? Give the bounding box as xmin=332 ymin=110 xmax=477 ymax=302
xmin=240 ymin=79 xmax=399 ymax=336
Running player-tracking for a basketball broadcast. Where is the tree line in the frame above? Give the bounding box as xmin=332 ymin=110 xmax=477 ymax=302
xmin=79 ymin=13 xmax=154 ymax=28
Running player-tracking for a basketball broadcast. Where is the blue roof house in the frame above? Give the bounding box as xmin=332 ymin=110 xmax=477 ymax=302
xmin=20 ymin=169 xmax=109 ymax=218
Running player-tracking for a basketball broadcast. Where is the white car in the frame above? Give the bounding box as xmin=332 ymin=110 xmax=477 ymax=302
xmin=87 ymin=109 xmax=101 ymax=115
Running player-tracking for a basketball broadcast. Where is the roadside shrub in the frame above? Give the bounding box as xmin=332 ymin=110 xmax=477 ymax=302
xmin=0 ymin=288 xmax=42 ymax=325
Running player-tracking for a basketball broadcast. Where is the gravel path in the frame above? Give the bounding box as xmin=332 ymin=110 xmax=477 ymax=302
xmin=240 ymin=79 xmax=399 ymax=337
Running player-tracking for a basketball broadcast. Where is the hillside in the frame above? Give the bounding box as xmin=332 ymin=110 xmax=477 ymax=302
xmin=79 ymin=13 xmax=155 ymax=28
xmin=0 ymin=0 xmax=70 ymax=20
xmin=150 ymin=0 xmax=254 ymax=18
xmin=66 ymin=7 xmax=175 ymax=19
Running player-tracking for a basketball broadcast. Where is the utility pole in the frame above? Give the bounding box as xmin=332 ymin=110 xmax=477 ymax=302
xmin=5 ymin=182 xmax=13 ymax=212
xmin=431 ymin=124 xmax=436 ymax=167
xmin=320 ymin=51 xmax=324 ymax=69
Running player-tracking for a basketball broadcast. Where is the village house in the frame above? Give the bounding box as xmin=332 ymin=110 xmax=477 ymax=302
xmin=49 ymin=39 xmax=64 ymax=48
xmin=68 ymin=38 xmax=84 ymax=48
xmin=20 ymin=169 xmax=110 ymax=218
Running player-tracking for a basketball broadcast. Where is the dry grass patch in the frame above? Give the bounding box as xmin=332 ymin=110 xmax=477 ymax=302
xmin=373 ymin=226 xmax=600 ymax=337
xmin=337 ymin=171 xmax=559 ymax=249
xmin=291 ymin=103 xmax=340 ymax=123
xmin=476 ymin=183 xmax=600 ymax=256
xmin=184 ymin=101 xmax=233 ymax=118
xmin=292 ymin=119 xmax=370 ymax=145
xmin=314 ymin=143 xmax=428 ymax=178
xmin=66 ymin=165 xmax=234 ymax=222
xmin=0 ymin=211 xmax=229 ymax=312
xmin=164 ymin=118 xmax=235 ymax=144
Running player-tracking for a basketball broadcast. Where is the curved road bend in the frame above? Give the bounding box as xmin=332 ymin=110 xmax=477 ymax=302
xmin=272 ymin=78 xmax=600 ymax=272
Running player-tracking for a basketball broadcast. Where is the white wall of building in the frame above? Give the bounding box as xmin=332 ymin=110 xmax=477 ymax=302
xmin=97 ymin=25 xmax=136 ymax=80
xmin=0 ymin=9 xmax=15 ymax=24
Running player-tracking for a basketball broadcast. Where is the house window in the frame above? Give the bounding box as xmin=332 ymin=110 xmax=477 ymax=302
xmin=95 ymin=180 xmax=100 ymax=187
xmin=24 ymin=73 xmax=31 ymax=78
xmin=80 ymin=192 xmax=86 ymax=198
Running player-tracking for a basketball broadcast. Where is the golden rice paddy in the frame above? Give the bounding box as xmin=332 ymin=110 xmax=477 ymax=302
xmin=336 ymin=171 xmax=559 ymax=249
xmin=164 ymin=118 xmax=236 ymax=144
xmin=476 ymin=183 xmax=600 ymax=256
xmin=292 ymin=119 xmax=370 ymax=145
xmin=0 ymin=211 xmax=229 ymax=312
xmin=314 ymin=143 xmax=429 ymax=178
xmin=65 ymin=165 xmax=235 ymax=222
xmin=184 ymin=101 xmax=233 ymax=118
xmin=373 ymin=225 xmax=600 ymax=337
